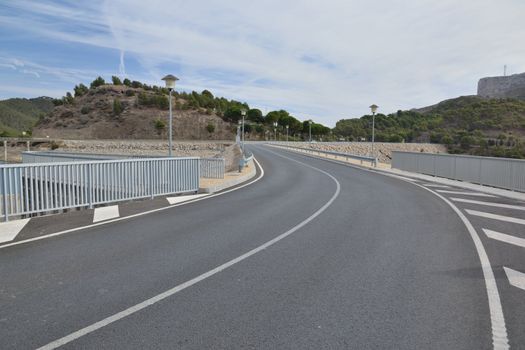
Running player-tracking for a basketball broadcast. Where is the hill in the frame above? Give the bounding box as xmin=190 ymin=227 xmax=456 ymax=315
xmin=0 ymin=97 xmax=54 ymax=136
xmin=333 ymin=96 xmax=525 ymax=158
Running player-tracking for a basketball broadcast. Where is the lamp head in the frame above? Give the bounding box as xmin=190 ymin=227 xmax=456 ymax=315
xmin=369 ymin=104 xmax=379 ymax=114
xmin=162 ymin=74 xmax=179 ymax=90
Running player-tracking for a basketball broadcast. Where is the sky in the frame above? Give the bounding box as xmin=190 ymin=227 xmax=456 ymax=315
xmin=0 ymin=0 xmax=524 ymax=127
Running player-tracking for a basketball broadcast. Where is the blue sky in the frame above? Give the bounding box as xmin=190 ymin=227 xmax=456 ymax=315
xmin=1 ymin=0 xmax=524 ymax=126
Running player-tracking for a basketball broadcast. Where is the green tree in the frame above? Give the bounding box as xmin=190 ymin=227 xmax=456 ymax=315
xmin=74 ymin=83 xmax=88 ymax=97
xmin=113 ymin=98 xmax=123 ymax=115
xmin=90 ymin=76 xmax=106 ymax=89
xmin=123 ymin=78 xmax=132 ymax=87
xmin=111 ymin=76 xmax=122 ymax=85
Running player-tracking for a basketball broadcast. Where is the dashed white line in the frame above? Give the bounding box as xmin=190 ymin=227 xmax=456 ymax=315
xmin=451 ymin=198 xmax=525 ymax=211
xmin=504 ymin=267 xmax=525 ymax=291
xmin=167 ymin=194 xmax=208 ymax=205
xmin=436 ymin=190 xmax=497 ymax=198
xmin=93 ymin=205 xmax=120 ymax=223
xmin=423 ymin=184 xmax=451 ymax=188
xmin=36 ymin=149 xmax=341 ymax=350
xmin=0 ymin=218 xmax=30 ymax=243
xmin=466 ymin=210 xmax=525 ymax=226
xmin=484 ymin=229 xmax=525 ymax=248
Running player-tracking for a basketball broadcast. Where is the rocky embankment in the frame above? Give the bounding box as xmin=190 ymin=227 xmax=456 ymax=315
xmin=286 ymin=142 xmax=447 ymax=164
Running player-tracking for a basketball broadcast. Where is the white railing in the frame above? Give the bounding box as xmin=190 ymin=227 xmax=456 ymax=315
xmin=392 ymin=151 xmax=525 ymax=192
xmin=0 ymin=157 xmax=200 ymax=221
xmin=200 ymin=158 xmax=225 ymax=179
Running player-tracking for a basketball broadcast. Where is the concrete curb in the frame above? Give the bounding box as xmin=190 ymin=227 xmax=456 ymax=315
xmin=199 ymin=159 xmax=257 ymax=193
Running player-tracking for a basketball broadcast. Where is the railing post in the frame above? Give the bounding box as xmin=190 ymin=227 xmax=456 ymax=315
xmin=149 ymin=160 xmax=154 ymax=199
xmin=2 ymin=167 xmax=8 ymax=222
xmin=88 ymin=163 xmax=93 ymax=209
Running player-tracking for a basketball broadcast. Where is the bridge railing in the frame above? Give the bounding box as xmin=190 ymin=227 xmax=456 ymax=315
xmin=0 ymin=157 xmax=200 ymax=221
xmin=392 ymin=151 xmax=525 ymax=192
xmin=200 ymin=158 xmax=225 ymax=179
xmin=271 ymin=143 xmax=377 ymax=166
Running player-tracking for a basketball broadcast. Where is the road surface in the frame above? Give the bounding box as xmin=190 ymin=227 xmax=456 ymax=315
xmin=1 ymin=145 xmax=525 ymax=349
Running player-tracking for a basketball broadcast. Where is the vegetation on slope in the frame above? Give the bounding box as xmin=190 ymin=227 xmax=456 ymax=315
xmin=333 ymin=96 xmax=525 ymax=158
xmin=0 ymin=97 xmax=54 ymax=136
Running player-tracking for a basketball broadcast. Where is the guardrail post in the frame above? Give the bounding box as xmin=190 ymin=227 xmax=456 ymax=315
xmin=149 ymin=160 xmax=154 ymax=199
xmin=88 ymin=163 xmax=93 ymax=209
xmin=2 ymin=167 xmax=8 ymax=222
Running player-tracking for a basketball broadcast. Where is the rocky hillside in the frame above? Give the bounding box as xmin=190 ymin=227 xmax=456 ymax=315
xmin=34 ymin=84 xmax=236 ymax=140
xmin=0 ymin=97 xmax=54 ymax=136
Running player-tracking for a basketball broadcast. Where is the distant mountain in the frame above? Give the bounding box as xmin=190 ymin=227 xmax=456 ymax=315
xmin=0 ymin=97 xmax=54 ymax=136
xmin=334 ymin=96 xmax=525 ymax=158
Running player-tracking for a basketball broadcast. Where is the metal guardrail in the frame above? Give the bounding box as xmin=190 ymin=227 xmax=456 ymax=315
xmin=392 ymin=151 xmax=525 ymax=192
xmin=273 ymin=144 xmax=377 ymax=166
xmin=22 ymin=151 xmax=225 ymax=179
xmin=200 ymin=158 xmax=225 ymax=179
xmin=0 ymin=157 xmax=200 ymax=221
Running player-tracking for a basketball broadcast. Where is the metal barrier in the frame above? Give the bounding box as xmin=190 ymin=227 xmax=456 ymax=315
xmin=200 ymin=158 xmax=225 ymax=179
xmin=392 ymin=151 xmax=525 ymax=192
xmin=22 ymin=151 xmax=225 ymax=179
xmin=273 ymin=144 xmax=377 ymax=166
xmin=0 ymin=157 xmax=200 ymax=221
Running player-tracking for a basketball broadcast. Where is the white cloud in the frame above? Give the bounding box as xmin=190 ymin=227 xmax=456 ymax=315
xmin=1 ymin=0 xmax=525 ymax=125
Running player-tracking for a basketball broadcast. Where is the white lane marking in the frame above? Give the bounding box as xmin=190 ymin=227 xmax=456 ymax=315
xmin=37 ymin=149 xmax=340 ymax=350
xmin=93 ymin=206 xmax=120 ymax=223
xmin=0 ymin=219 xmax=30 ymax=243
xmin=387 ymin=175 xmax=419 ymax=182
xmin=484 ymin=229 xmax=525 ymax=248
xmin=423 ymin=184 xmax=451 ymax=188
xmin=466 ymin=210 xmax=525 ymax=226
xmin=452 ymin=198 xmax=525 ymax=211
xmin=436 ymin=190 xmax=497 ymax=198
xmin=277 ymin=148 xmax=510 ymax=349
xmin=167 ymin=194 xmax=208 ymax=205
xmin=0 ymin=158 xmax=265 ymax=250
xmin=504 ymin=267 xmax=525 ymax=291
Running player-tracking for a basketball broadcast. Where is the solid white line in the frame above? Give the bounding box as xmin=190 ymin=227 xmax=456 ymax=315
xmin=484 ymin=229 xmax=525 ymax=248
xmin=466 ymin=210 xmax=525 ymax=226
xmin=0 ymin=218 xmax=30 ymax=243
xmin=93 ymin=205 xmax=120 ymax=223
xmin=503 ymin=267 xmax=525 ymax=291
xmin=166 ymin=194 xmax=209 ymax=205
xmin=37 ymin=149 xmax=341 ymax=350
xmin=0 ymin=158 xmax=265 ymax=250
xmin=451 ymin=198 xmax=525 ymax=211
xmin=273 ymin=147 xmax=509 ymax=349
xmin=436 ymin=190 xmax=497 ymax=198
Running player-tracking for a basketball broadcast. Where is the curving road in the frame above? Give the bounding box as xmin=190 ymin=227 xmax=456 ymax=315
xmin=1 ymin=145 xmax=525 ymax=349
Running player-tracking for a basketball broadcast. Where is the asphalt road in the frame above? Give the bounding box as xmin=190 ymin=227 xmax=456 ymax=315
xmin=1 ymin=144 xmax=524 ymax=349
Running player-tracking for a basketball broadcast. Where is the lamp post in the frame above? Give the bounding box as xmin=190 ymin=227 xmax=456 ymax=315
xmin=273 ymin=122 xmax=278 ymax=141
xmin=162 ymin=74 xmax=179 ymax=157
xmin=308 ymin=120 xmax=313 ymax=143
xmin=285 ymin=125 xmax=289 ymax=142
xmin=240 ymin=109 xmax=246 ymax=155
xmin=369 ymin=104 xmax=378 ymax=165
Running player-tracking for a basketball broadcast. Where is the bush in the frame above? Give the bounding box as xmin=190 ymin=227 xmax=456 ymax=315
xmin=123 ymin=78 xmax=131 ymax=87
xmin=50 ymin=141 xmax=60 ymax=150
xmin=74 ymin=83 xmax=88 ymax=97
xmin=125 ymin=90 xmax=135 ymax=97
xmin=154 ymin=119 xmax=166 ymax=130
xmin=80 ymin=106 xmax=90 ymax=114
xmin=206 ymin=123 xmax=215 ymax=133
xmin=113 ymin=99 xmax=123 ymax=115
xmin=111 ymin=76 xmax=122 ymax=85
xmin=90 ymin=76 xmax=106 ymax=89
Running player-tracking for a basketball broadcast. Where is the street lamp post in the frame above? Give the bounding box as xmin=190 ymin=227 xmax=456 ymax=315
xmin=286 ymin=125 xmax=289 ymax=142
xmin=369 ymin=104 xmax=378 ymax=165
xmin=162 ymin=74 xmax=179 ymax=157
xmin=240 ymin=109 xmax=246 ymax=155
xmin=273 ymin=122 xmax=278 ymax=141
xmin=308 ymin=120 xmax=313 ymax=143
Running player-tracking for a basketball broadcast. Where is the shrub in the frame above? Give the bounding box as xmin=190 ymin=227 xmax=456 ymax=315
xmin=80 ymin=106 xmax=90 ymax=114
xmin=113 ymin=98 xmax=123 ymax=115
xmin=111 ymin=76 xmax=122 ymax=85
xmin=125 ymin=90 xmax=135 ymax=97
xmin=50 ymin=141 xmax=60 ymax=150
xmin=90 ymin=76 xmax=106 ymax=89
xmin=74 ymin=83 xmax=88 ymax=97
xmin=154 ymin=119 xmax=166 ymax=130
xmin=206 ymin=123 xmax=215 ymax=133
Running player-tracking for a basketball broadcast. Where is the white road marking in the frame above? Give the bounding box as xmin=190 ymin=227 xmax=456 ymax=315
xmin=36 ymin=149 xmax=341 ymax=350
xmin=423 ymin=184 xmax=450 ymax=188
xmin=466 ymin=210 xmax=525 ymax=226
xmin=504 ymin=267 xmax=525 ymax=291
xmin=0 ymin=158 xmax=265 ymax=250
xmin=0 ymin=219 xmax=30 ymax=243
xmin=93 ymin=205 xmax=120 ymax=223
xmin=387 ymin=175 xmax=419 ymax=182
xmin=452 ymin=198 xmax=525 ymax=211
xmin=484 ymin=229 xmax=525 ymax=248
xmin=436 ymin=190 xmax=497 ymax=198
xmin=166 ymin=194 xmax=208 ymax=205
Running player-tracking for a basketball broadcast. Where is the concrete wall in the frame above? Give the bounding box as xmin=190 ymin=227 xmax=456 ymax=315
xmin=477 ymin=72 xmax=525 ymax=100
